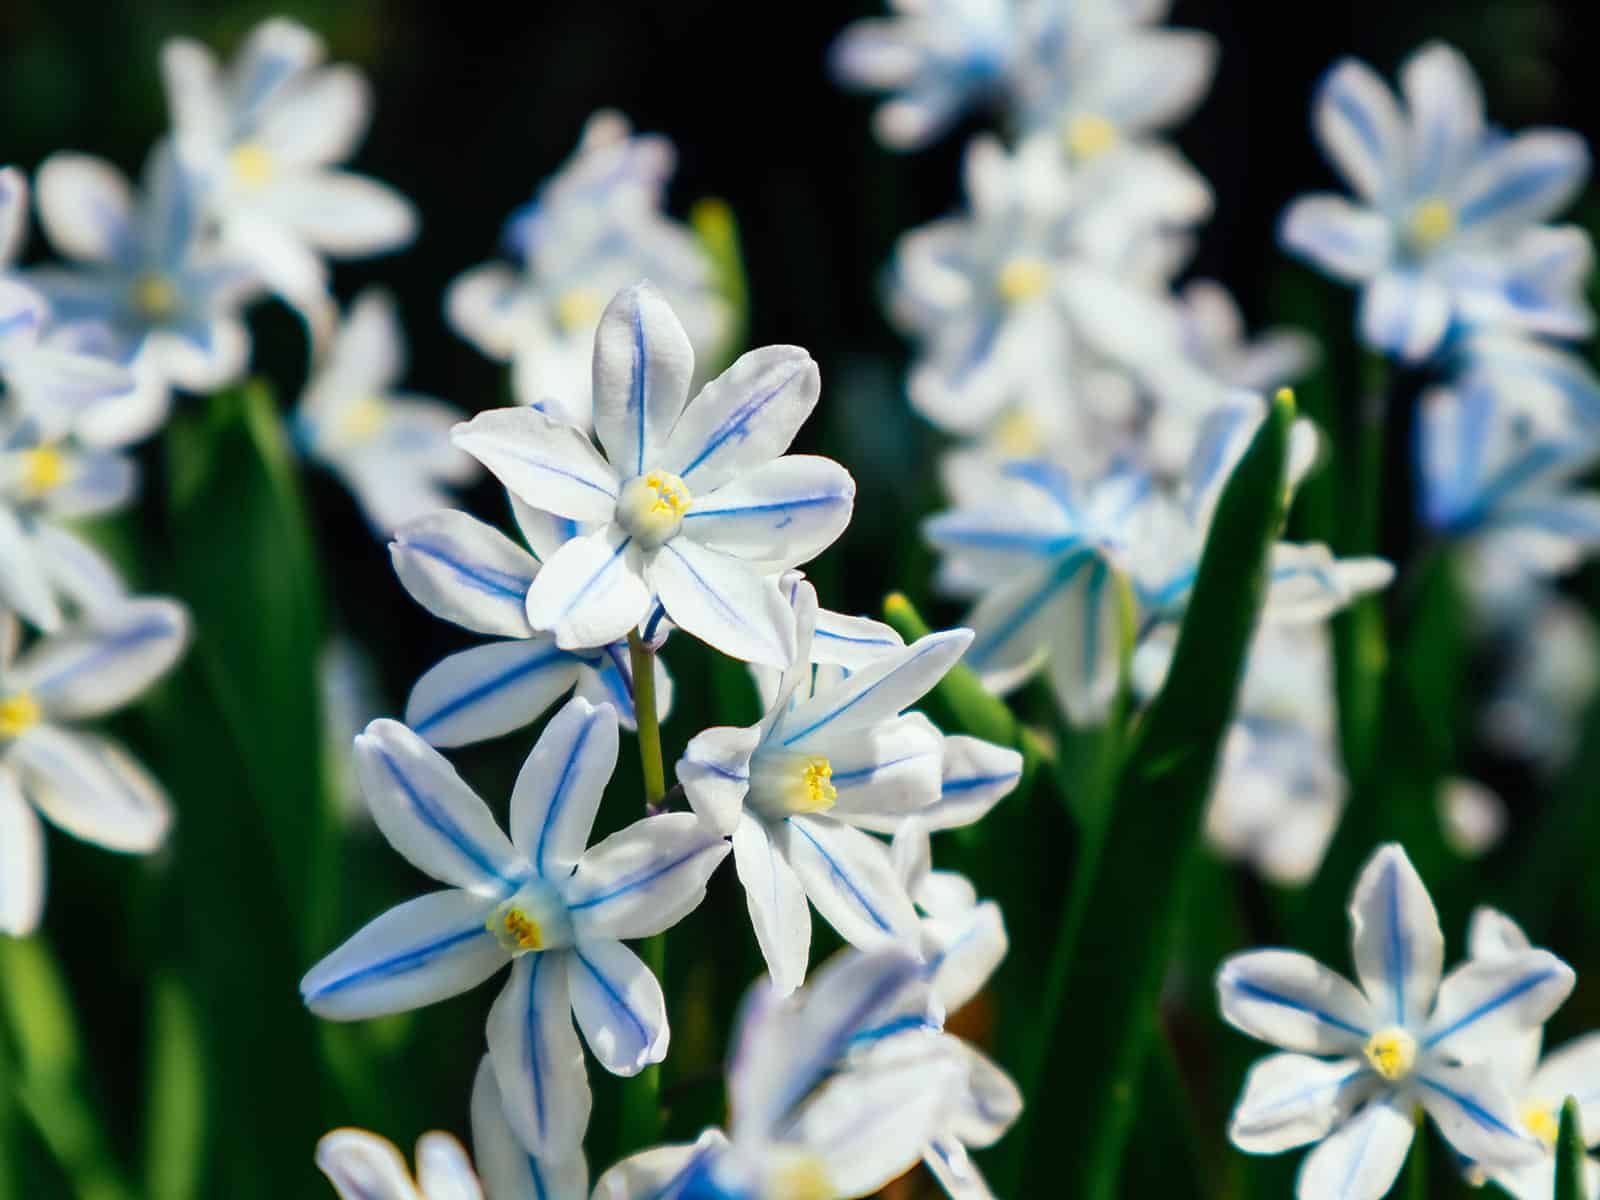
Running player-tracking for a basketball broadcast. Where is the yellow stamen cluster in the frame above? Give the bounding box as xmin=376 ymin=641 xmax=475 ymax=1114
xmin=644 ymin=471 xmax=691 ymax=517
xmin=1064 ymin=113 xmax=1118 ymax=160
xmin=1406 ymin=198 xmax=1457 ymax=254
xmin=0 ymin=692 xmax=42 ymax=740
xmin=1363 ymin=1027 xmax=1419 ymax=1082
xmin=495 ymin=907 xmax=544 ymax=952
xmin=1520 ymin=1100 xmax=1560 ymax=1147
xmin=792 ymin=756 xmax=838 ymax=814
xmin=996 ymin=257 xmax=1051 ymax=304
xmin=19 ymin=447 xmax=69 ymax=497
xmin=555 ymin=287 xmax=604 ymax=332
xmin=131 ymin=273 xmax=181 ymax=320
xmin=230 ymin=142 xmax=275 ymax=188
xmin=617 ymin=469 xmax=693 ymax=548
xmin=993 ymin=408 xmax=1043 ymax=456
xmin=337 ymin=397 xmax=388 ymax=443
xmin=770 ymin=1156 xmax=836 ymax=1200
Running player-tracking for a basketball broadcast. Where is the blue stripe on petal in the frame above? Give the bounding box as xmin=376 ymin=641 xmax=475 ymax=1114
xmin=677 ymin=365 xmax=810 ymax=482
xmin=780 ymin=634 xmax=965 ymax=745
xmin=1383 ymin=856 xmax=1408 ymax=1025
xmin=1227 ymin=979 xmax=1372 ymax=1039
xmin=965 ymin=549 xmax=1092 ymax=674
xmin=633 ymin=305 xmax=647 ymax=476
xmin=524 ymin=953 xmax=551 ymax=1140
xmin=561 ymin=536 xmax=633 ymax=618
xmin=411 ymin=647 xmax=574 ymax=737
xmin=1422 ymin=967 xmax=1565 ymax=1050
xmin=1415 ymin=1076 xmax=1522 ymax=1137
xmin=566 ymin=846 xmax=715 ymax=913
xmin=1459 ymin=162 xmax=1579 ymax=229
xmin=305 ymin=925 xmax=489 ymax=1000
xmin=401 ymin=538 xmax=533 ymax=601
xmin=32 ymin=613 xmax=178 ymax=696
xmin=534 ymin=713 xmax=594 ymax=876
xmin=656 ymin=541 xmax=759 ymax=638
xmin=377 ymin=749 xmax=518 ymax=885
xmin=785 ymin=817 xmax=890 ymax=932
xmin=574 ymin=949 xmax=650 ymax=1045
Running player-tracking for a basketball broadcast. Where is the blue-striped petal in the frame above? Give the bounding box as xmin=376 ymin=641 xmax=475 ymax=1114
xmin=1415 ymin=1062 xmax=1540 ymax=1168
xmin=919 ymin=733 xmax=1022 ymax=832
xmin=732 ymin=812 xmax=812 ymax=996
xmin=1043 ymin=554 xmax=1129 ymax=727
xmin=778 ymin=628 xmax=972 ymax=748
xmin=1349 ymin=844 xmax=1443 ymax=1029
xmin=354 ymin=718 xmax=525 ymax=893
xmin=452 ymin=407 xmax=619 ymax=524
xmin=645 ymin=537 xmax=796 ymax=668
xmin=486 ymin=951 xmax=591 ymax=1157
xmin=390 ymin=509 xmax=539 ymax=638
xmin=510 ymin=695 xmax=618 ymax=876
xmin=406 ymin=638 xmax=584 ymax=749
xmin=470 ymin=1055 xmax=590 ymax=1200
xmin=681 ymin=454 xmax=855 ymax=571
xmin=16 ymin=597 xmax=188 ymax=719
xmin=1310 ymin=59 xmax=1406 ymax=203
xmin=1216 ymin=950 xmax=1375 ymax=1054
xmin=565 ymin=812 xmax=730 ymax=941
xmin=301 ymin=888 xmax=505 ymax=1020
xmin=567 ymin=937 xmax=669 ymax=1076
xmin=592 ymin=282 xmax=695 ymax=478
xmin=1358 ymin=270 xmax=1453 ymax=363
xmin=1229 ymin=1053 xmax=1373 ymax=1154
xmin=590 ymin=1131 xmax=727 ymax=1200
xmin=1456 ymin=130 xmax=1589 ymax=235
xmin=525 ymin=527 xmax=651 ymax=651
xmin=780 ymin=815 xmax=920 ymax=951
xmin=1423 ymin=950 xmax=1575 ymax=1056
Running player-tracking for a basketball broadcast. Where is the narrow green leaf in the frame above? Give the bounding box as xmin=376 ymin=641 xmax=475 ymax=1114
xmin=1010 ymin=392 xmax=1293 ymax=1200
xmin=141 ymin=975 xmax=205 ymax=1200
xmin=691 ymin=197 xmax=749 ymax=374
xmin=1558 ymin=1098 xmax=1590 ymax=1200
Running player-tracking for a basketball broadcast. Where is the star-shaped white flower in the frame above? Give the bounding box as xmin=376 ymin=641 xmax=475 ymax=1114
xmin=300 ymin=697 xmax=729 ymax=1159
xmin=452 ymin=281 xmax=854 ymax=668
xmin=1217 ymin=844 xmax=1573 ymax=1200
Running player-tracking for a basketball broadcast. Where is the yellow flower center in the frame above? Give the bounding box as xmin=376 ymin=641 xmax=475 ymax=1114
xmin=0 ymin=692 xmax=42 ymax=740
xmin=18 ymin=447 xmax=69 ymax=497
xmin=230 ymin=142 xmax=275 ymax=188
xmin=555 ymin=287 xmax=604 ymax=332
xmin=1406 ymin=198 xmax=1456 ymax=254
xmin=791 ymin=756 xmax=838 ymax=814
xmin=488 ymin=905 xmax=544 ymax=954
xmin=770 ymin=1155 xmax=835 ymax=1200
xmin=616 ymin=470 xmax=692 ymax=548
xmin=1064 ymin=112 xmax=1118 ymax=160
xmin=131 ymin=273 xmax=181 ymax=320
xmin=996 ymin=256 xmax=1051 ymax=304
xmin=993 ymin=408 xmax=1043 ymax=456
xmin=337 ymin=397 xmax=388 ymax=444
xmin=1363 ymin=1027 xmax=1418 ymax=1082
xmin=1521 ymin=1100 xmax=1560 ymax=1147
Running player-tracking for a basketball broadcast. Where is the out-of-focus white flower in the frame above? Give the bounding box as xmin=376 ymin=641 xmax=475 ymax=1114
xmin=1218 ymin=845 xmax=1571 ymax=1200
xmin=1480 ymin=589 xmax=1600 ymax=774
xmin=161 ymin=17 xmax=416 ymax=325
xmin=27 ymin=146 xmax=261 ymax=422
xmin=1280 ymin=42 xmax=1591 ymax=362
xmin=447 ymin=113 xmax=729 ymax=429
xmin=454 ymin=282 xmax=853 ymax=668
xmin=293 ymin=289 xmax=477 ymax=536
xmin=318 ymin=637 xmax=383 ymax=826
xmin=301 ymin=699 xmax=729 ymax=1159
xmin=593 ymin=947 xmax=963 ymax=1200
xmin=829 ymin=0 xmax=1021 ymax=150
xmin=678 ymin=576 xmax=1017 ymax=994
xmin=1175 ymin=280 xmax=1319 ymax=396
xmin=1438 ymin=777 xmax=1506 ymax=860
xmin=316 ymin=1127 xmax=486 ymax=1200
xmin=0 ymin=600 xmax=190 ymax=935
xmin=389 ymin=506 xmax=671 ymax=745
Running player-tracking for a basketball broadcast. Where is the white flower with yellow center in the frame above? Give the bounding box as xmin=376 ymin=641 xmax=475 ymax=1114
xmin=293 ymin=289 xmax=478 ymax=537
xmin=678 ymin=576 xmax=1000 ymax=995
xmin=1217 ymin=845 xmax=1573 ymax=1200
xmin=0 ymin=599 xmax=189 ymax=936
xmin=453 ymin=281 xmax=854 ymax=668
xmin=1280 ymin=42 xmax=1591 ymax=362
xmin=594 ymin=948 xmax=963 ymax=1200
xmin=300 ymin=698 xmax=730 ymax=1161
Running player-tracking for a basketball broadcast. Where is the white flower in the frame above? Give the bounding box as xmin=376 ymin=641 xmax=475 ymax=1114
xmin=316 ymin=1127 xmax=486 ymax=1200
xmin=453 ymin=282 xmax=853 ymax=668
xmin=593 ymin=947 xmax=964 ymax=1200
xmin=1437 ymin=778 xmax=1506 ymax=860
xmin=389 ymin=506 xmax=671 ymax=746
xmin=1280 ymin=42 xmax=1590 ymax=361
xmin=1461 ymin=910 xmax=1600 ymax=1200
xmin=300 ymin=698 xmax=730 ymax=1158
xmin=829 ymin=0 xmax=1021 ymax=150
xmin=0 ymin=600 xmax=190 ymax=935
xmin=1480 ymin=590 xmax=1599 ymax=773
xmin=467 ymin=1056 xmax=588 ymax=1200
xmin=1217 ymin=844 xmax=1573 ymax=1200
xmin=446 ymin=112 xmax=729 ymax=430
xmin=161 ymin=17 xmax=417 ymax=321
xmin=1174 ymin=279 xmax=1319 ymax=396
xmin=293 ymin=289 xmax=478 ymax=536
xmin=678 ymin=576 xmax=1018 ymax=995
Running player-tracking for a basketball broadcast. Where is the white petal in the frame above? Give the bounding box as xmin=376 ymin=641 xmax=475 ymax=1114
xmin=28 ymin=524 xmax=127 ymax=615
xmin=564 ymin=812 xmax=730 ymax=941
xmin=1422 ymin=950 xmax=1575 ymax=1059
xmin=314 ymin=1128 xmax=422 ymax=1200
xmin=300 ymin=888 xmax=505 ymax=1020
xmin=1468 ymin=907 xmax=1531 ymax=961
xmin=11 ymin=727 xmax=171 ymax=853
xmin=1456 ymin=131 xmax=1589 ymax=236
xmin=0 ymin=766 xmax=46 ymax=936
xmin=811 ymin=607 xmax=905 ymax=670
xmin=778 ymin=628 xmax=972 ymax=748
xmin=780 ymin=815 xmax=920 ymax=950
xmin=1295 ymin=1100 xmax=1414 ymax=1200
xmin=470 ymin=1057 xmax=589 ymax=1200
xmin=947 ymin=1040 xmax=1022 ymax=1150
xmin=35 ymin=153 xmax=135 ymax=264
xmin=645 ymin=538 xmax=796 ymax=667
xmin=256 ymin=64 xmax=372 ymax=168
xmin=0 ymin=166 xmax=28 ymax=265
xmin=353 ymin=718 xmax=524 ymax=893
xmin=389 ymin=510 xmax=538 ymax=639
xmin=15 ymin=597 xmax=188 ymax=719
xmin=591 ymin=282 xmax=695 ymax=478
xmin=252 ymin=170 xmax=416 ymax=255
xmin=1230 ymin=1053 xmax=1373 ymax=1153
xmin=732 ymin=813 xmax=812 ymax=996
xmin=566 ymin=938 xmax=669 ymax=1076
xmin=591 ymin=1132 xmax=727 ymax=1200
xmin=660 ymin=344 xmax=821 ymax=493
xmin=681 ymin=455 xmax=855 ymax=571
xmin=405 ymin=639 xmax=584 ymax=749
xmin=920 ymin=734 xmax=1022 ymax=831
xmin=485 ymin=952 xmax=592 ymax=1157
xmin=820 ymin=714 xmax=945 ymax=828
xmin=925 ymin=898 xmax=1006 ymax=1015
xmin=510 ymin=695 xmax=618 ymax=876
xmin=452 ymin=407 xmax=619 ymax=523
xmin=524 ymin=526 xmax=650 ymax=651
xmin=678 ymin=724 xmax=760 ymax=837
xmin=1279 ymin=195 xmax=1394 ymax=282
xmin=1359 ymin=272 xmax=1453 ymax=363
xmin=1311 ymin=59 xmax=1407 ymax=203
xmin=1044 ymin=553 xmax=1129 ymax=726
xmin=1349 ymin=844 xmax=1444 ymax=1029
xmin=1415 ymin=1060 xmax=1540 ymax=1167
xmin=415 ymin=1132 xmax=484 ymax=1200
xmin=1400 ymin=43 xmax=1485 ymax=194
xmin=1216 ymin=950 xmax=1375 ymax=1055
xmin=1529 ymin=1033 xmax=1600 ymax=1139
xmin=959 ymin=555 xmax=1086 ymax=690
xmin=0 ymin=506 xmax=62 ymax=631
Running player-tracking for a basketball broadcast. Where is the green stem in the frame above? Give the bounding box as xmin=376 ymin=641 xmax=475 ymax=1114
xmin=627 ymin=632 xmax=667 ymax=810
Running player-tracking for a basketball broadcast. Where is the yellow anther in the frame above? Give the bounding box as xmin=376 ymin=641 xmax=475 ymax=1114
xmin=18 ymin=447 xmax=69 ymax=497
xmin=770 ymin=1156 xmax=835 ymax=1200
xmin=492 ymin=907 xmax=544 ymax=952
xmin=643 ymin=471 xmax=691 ymax=517
xmin=0 ymin=692 xmax=42 ymax=740
xmin=996 ymin=256 xmax=1051 ymax=304
xmin=1520 ymin=1100 xmax=1560 ymax=1147
xmin=617 ymin=470 xmax=692 ymax=548
xmin=337 ymin=397 xmax=388 ymax=443
xmin=1363 ymin=1027 xmax=1419 ymax=1082
xmin=1064 ymin=113 xmax=1118 ymax=160
xmin=1406 ymin=198 xmax=1457 ymax=254
xmin=131 ymin=273 xmax=181 ymax=320
xmin=229 ymin=142 xmax=275 ymax=188
xmin=791 ymin=756 xmax=838 ymax=814
xmin=994 ymin=408 xmax=1043 ymax=456
xmin=555 ymin=287 xmax=604 ymax=332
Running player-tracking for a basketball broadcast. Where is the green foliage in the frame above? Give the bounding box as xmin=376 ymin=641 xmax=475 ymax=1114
xmin=1558 ymin=1098 xmax=1590 ymax=1200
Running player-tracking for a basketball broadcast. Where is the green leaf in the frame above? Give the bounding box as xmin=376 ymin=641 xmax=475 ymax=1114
xmin=1008 ymin=391 xmax=1294 ymax=1200
xmin=691 ymin=197 xmax=749 ymax=374
xmin=1558 ymin=1098 xmax=1590 ymax=1200
xmin=141 ymin=976 xmax=205 ymax=1200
